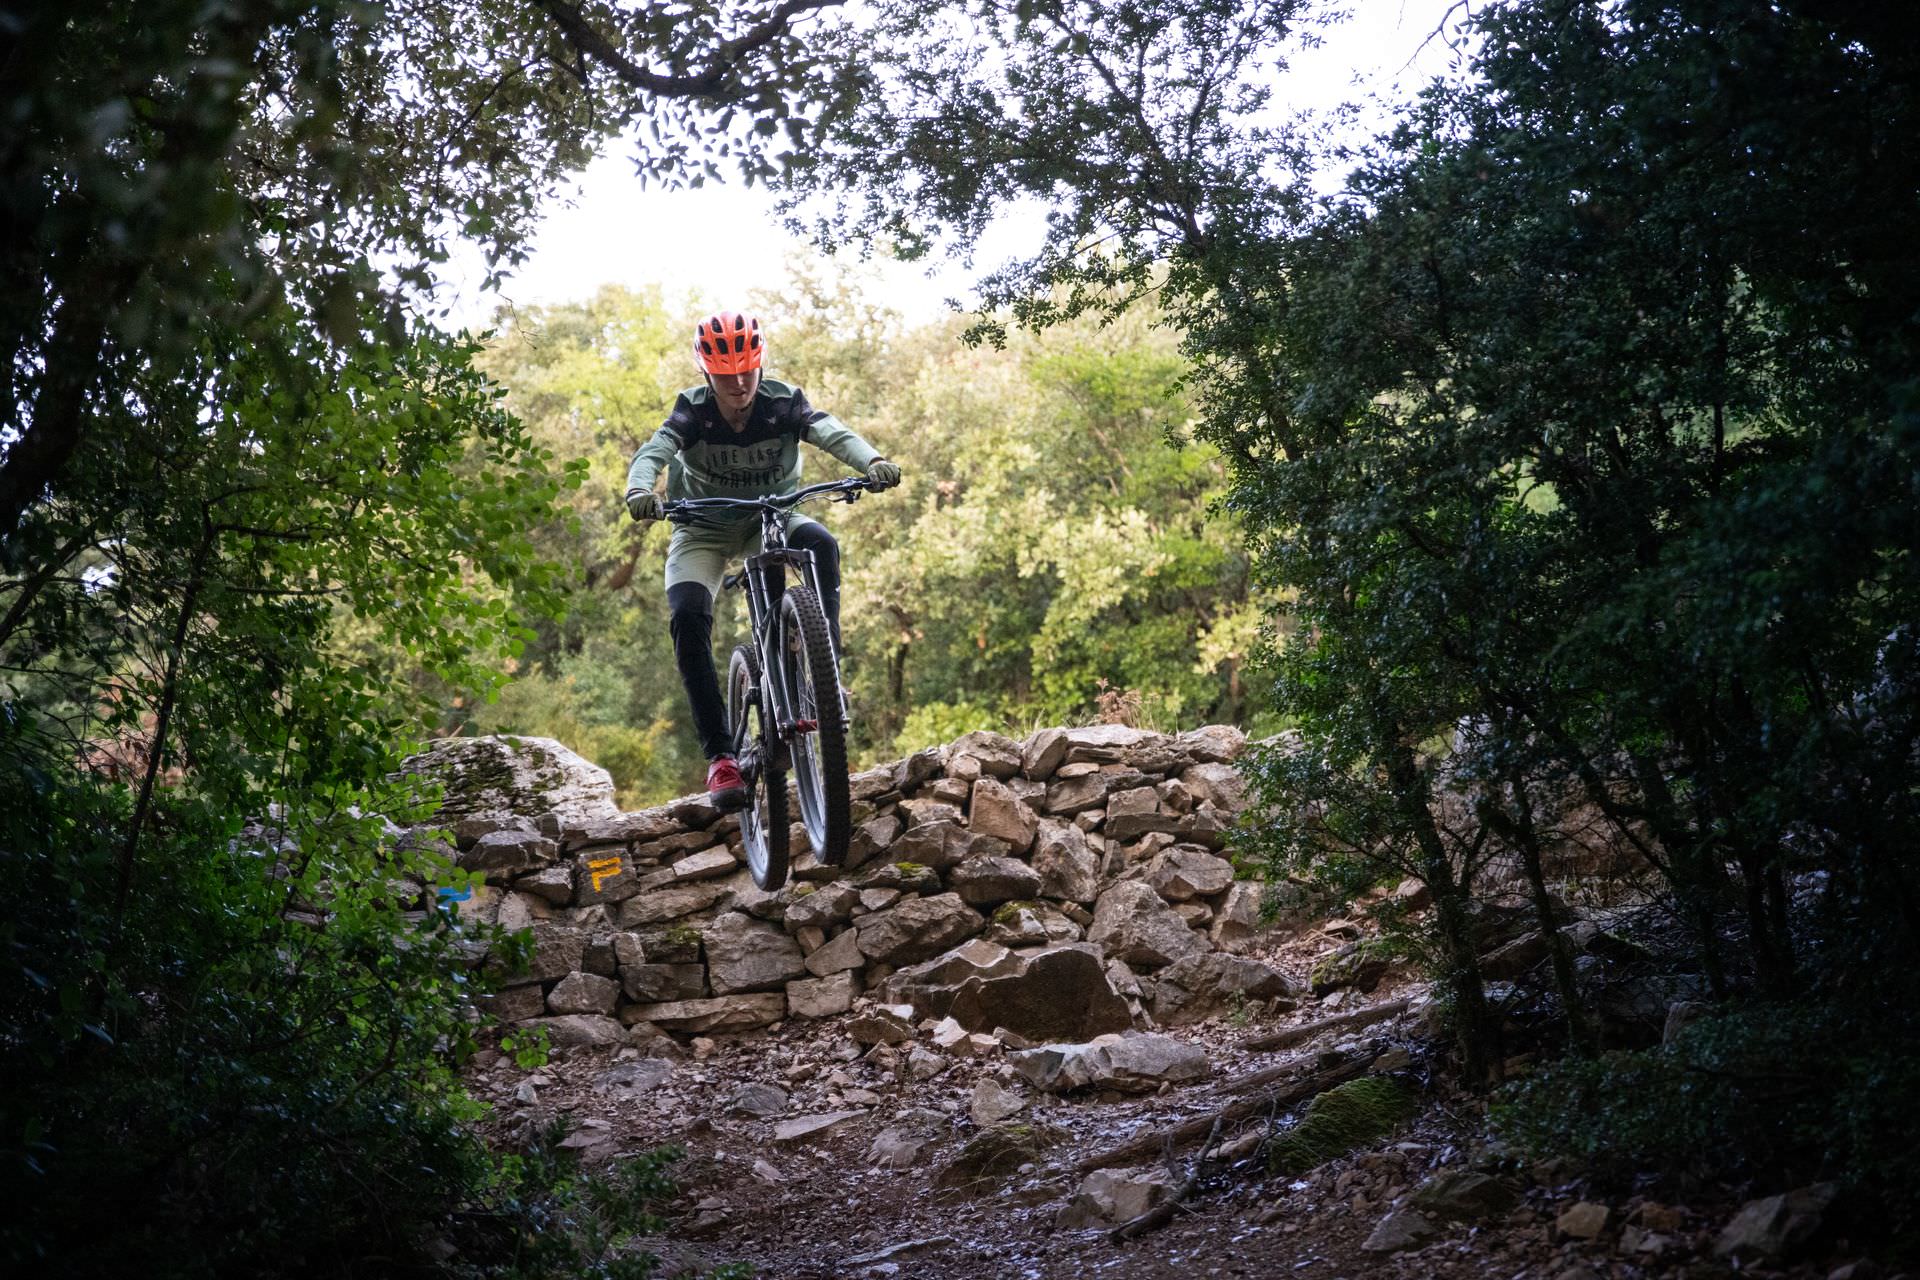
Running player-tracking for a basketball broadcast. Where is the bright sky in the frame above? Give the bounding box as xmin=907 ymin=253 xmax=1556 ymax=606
xmin=437 ymin=0 xmax=1469 ymax=332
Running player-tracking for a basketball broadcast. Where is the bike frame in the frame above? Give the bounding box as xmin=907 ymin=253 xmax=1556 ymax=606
xmin=664 ymin=477 xmax=870 ymax=753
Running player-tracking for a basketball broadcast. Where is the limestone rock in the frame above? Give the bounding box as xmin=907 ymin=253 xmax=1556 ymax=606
xmin=1057 ymin=1167 xmax=1172 ymax=1230
xmin=774 ymin=1111 xmax=864 ymax=1143
xmin=522 ymin=1014 xmax=629 ymax=1048
xmin=786 ymin=970 xmax=858 ymax=1018
xmin=628 ymin=993 xmax=786 ymax=1033
xmin=1714 ymin=1183 xmax=1839 ymax=1263
xmin=460 ymin=829 xmax=559 ymax=879
xmin=947 ymin=730 xmax=1023 ymax=779
xmin=950 ymin=855 xmax=1043 ymax=906
xmin=475 ymin=985 xmax=545 ymax=1022
xmin=1175 ymin=723 xmax=1246 ymax=763
xmin=1062 ymin=724 xmax=1163 ymax=765
xmin=672 ymin=847 xmax=738 ymax=882
xmin=596 ymin=1059 xmax=673 ymax=1095
xmin=1310 ymin=941 xmax=1394 ymax=995
xmin=1409 ymin=1170 xmax=1518 ymax=1222
xmin=1556 ymin=1201 xmax=1611 ymax=1241
xmin=869 ymin=1127 xmax=932 ymax=1169
xmin=1362 ymin=1208 xmax=1439 ymax=1254
xmin=1105 ymin=786 xmax=1182 ymax=841
xmin=1044 ymin=773 xmax=1111 ymax=816
xmin=854 ymin=893 xmax=986 ymax=966
xmin=513 ymin=865 xmax=575 ymax=905
xmin=1010 ymin=1031 xmax=1209 ymax=1093
xmin=1148 ymin=953 xmax=1301 ymax=1025
xmin=969 ymin=1079 xmax=1028 ymax=1127
xmin=803 ymin=927 xmax=865 ymax=977
xmin=783 ymin=881 xmax=860 ymax=934
xmin=946 ymin=946 xmax=1134 ymax=1042
xmin=546 ymin=970 xmax=619 ymax=1015
xmin=616 ymin=881 xmax=733 ymax=927
xmin=847 ymin=1006 xmax=917 ymax=1046
xmin=1021 ymin=727 xmax=1069 ymax=781
xmin=703 ymin=911 xmax=807 ymax=994
xmin=1145 ymin=846 xmax=1236 ymax=901
xmin=727 ymin=1081 xmax=789 ymax=1118
xmin=1178 ymin=761 xmax=1249 ymax=811
xmin=934 ymin=1122 xmax=1064 ymax=1192
xmin=572 ymin=848 xmax=642 ymax=905
xmin=847 ymin=812 xmax=903 ymax=867
xmin=1031 ymin=821 xmax=1100 ymax=905
xmin=491 ymin=922 xmax=585 ymax=986
xmin=620 ymin=962 xmax=706 ymax=1003
xmin=1088 ymin=881 xmax=1207 ymax=969
xmin=883 ymin=938 xmax=1025 ymax=1019
xmin=858 ymin=860 xmax=944 ymax=895
xmin=400 ymin=735 xmax=619 ymax=829
xmin=969 ymin=778 xmax=1039 ymax=853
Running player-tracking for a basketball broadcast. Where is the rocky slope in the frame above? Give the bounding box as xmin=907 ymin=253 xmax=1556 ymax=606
xmin=402 ymin=730 xmax=1882 ymax=1280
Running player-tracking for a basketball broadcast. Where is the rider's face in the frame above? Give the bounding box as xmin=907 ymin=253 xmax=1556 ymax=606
xmin=712 ymin=368 xmax=760 ymax=413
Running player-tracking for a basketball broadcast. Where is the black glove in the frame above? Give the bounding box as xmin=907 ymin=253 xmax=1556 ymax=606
xmin=865 ymin=458 xmax=902 ymax=489
xmin=627 ymin=489 xmax=663 ymax=522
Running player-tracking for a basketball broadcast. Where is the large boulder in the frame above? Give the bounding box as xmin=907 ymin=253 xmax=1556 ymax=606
xmin=703 ymin=911 xmax=807 ymax=994
xmin=399 ymin=735 xmax=618 ymax=829
xmin=1148 ymin=953 xmax=1301 ymax=1026
xmin=1088 ymin=881 xmax=1207 ymax=969
xmin=883 ymin=938 xmax=1026 ymax=1019
xmin=853 ymin=893 xmax=986 ymax=966
xmin=945 ymin=945 xmax=1134 ymax=1042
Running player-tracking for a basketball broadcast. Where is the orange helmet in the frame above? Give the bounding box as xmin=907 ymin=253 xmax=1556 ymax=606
xmin=693 ymin=311 xmax=765 ymax=376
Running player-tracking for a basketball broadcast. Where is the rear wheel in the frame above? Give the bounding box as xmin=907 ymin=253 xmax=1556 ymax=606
xmin=777 ymin=586 xmax=850 ymax=865
xmin=727 ymin=643 xmax=788 ymax=889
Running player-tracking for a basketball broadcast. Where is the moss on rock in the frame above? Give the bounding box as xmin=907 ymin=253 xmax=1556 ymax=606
xmin=1268 ymin=1076 xmax=1419 ymax=1176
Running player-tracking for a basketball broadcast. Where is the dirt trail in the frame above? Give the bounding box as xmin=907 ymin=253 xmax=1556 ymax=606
xmin=468 ymin=934 xmax=1860 ymax=1280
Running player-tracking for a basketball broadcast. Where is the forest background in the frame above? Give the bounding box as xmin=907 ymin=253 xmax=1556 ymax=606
xmin=448 ymin=277 xmax=1266 ymax=807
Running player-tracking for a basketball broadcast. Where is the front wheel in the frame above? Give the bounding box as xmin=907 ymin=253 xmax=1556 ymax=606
xmin=727 ymin=644 xmax=788 ymax=890
xmin=777 ymin=585 xmax=851 ymax=865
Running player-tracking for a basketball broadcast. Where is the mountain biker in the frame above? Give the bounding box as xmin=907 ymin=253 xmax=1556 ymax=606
xmin=625 ymin=311 xmax=901 ymax=811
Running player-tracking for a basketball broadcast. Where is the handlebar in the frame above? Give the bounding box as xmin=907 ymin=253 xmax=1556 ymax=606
xmin=663 ymin=476 xmax=881 ymax=523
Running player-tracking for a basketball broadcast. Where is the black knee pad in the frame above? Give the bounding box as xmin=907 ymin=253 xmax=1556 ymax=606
xmin=668 ymin=582 xmax=714 ymax=643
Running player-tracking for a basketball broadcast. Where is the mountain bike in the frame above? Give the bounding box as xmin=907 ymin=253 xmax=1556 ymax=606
xmin=663 ymin=476 xmax=881 ymax=890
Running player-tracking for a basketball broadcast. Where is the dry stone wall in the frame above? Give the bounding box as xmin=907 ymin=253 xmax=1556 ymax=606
xmin=401 ymin=724 xmax=1300 ymax=1050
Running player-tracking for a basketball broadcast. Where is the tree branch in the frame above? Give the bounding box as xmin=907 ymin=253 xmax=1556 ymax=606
xmin=532 ymin=0 xmax=843 ymax=101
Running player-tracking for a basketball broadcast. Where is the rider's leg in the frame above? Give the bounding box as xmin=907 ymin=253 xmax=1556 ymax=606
xmin=664 ymin=525 xmax=739 ymax=764
xmin=786 ymin=518 xmax=843 ymax=649
xmin=667 ymin=582 xmax=731 ymax=760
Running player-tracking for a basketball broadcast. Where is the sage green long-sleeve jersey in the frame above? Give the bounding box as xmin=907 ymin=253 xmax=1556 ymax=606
xmin=624 ymin=378 xmax=880 ymax=515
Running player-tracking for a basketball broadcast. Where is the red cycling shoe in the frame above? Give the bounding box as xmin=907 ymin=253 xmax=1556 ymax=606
xmin=706 ymin=755 xmax=749 ymax=812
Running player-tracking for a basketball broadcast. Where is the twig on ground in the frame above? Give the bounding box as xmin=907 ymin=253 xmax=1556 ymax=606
xmin=1109 ymin=1117 xmax=1225 ymax=1242
xmin=1238 ymin=997 xmax=1413 ymax=1054
xmin=1073 ymin=1052 xmax=1381 ymax=1176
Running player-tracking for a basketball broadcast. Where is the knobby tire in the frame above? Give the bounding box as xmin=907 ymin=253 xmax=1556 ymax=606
xmin=728 ymin=643 xmax=788 ymax=890
xmin=778 ymin=585 xmax=851 ymax=865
